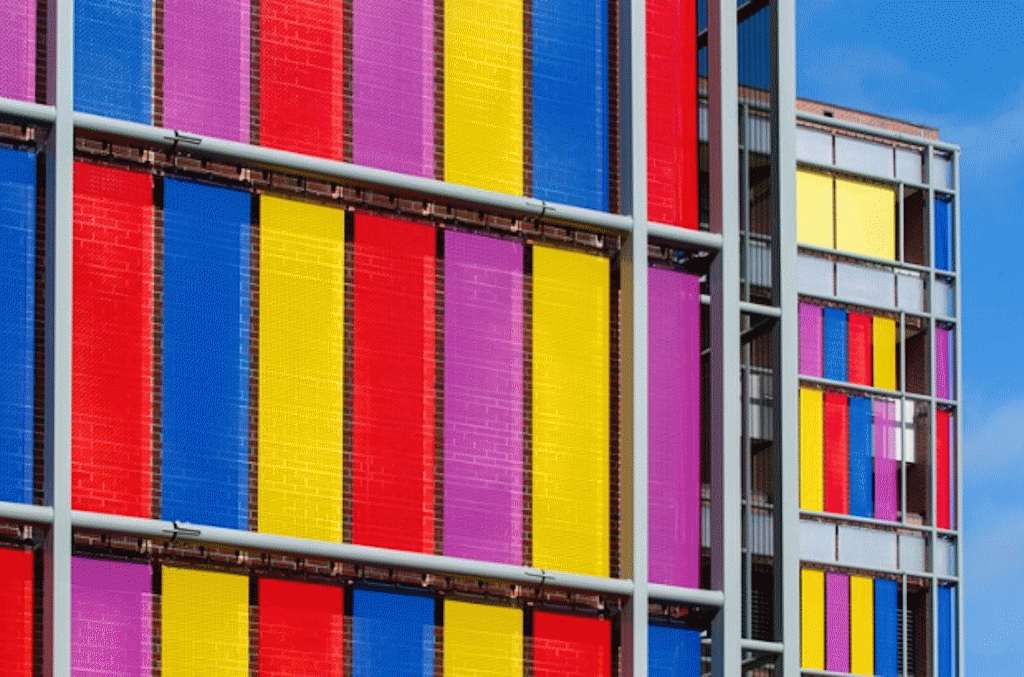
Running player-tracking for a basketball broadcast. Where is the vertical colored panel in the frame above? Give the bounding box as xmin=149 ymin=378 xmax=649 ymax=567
xmin=835 ymin=176 xmax=896 ymax=261
xmin=534 ymin=611 xmax=610 ymax=677
xmin=796 ymin=171 xmax=833 ymax=249
xmin=73 ymin=163 xmax=153 ymax=517
xmin=163 ymin=0 xmax=249 ymax=142
xmin=259 ymin=0 xmax=344 ymax=158
xmin=71 ymin=558 xmax=151 ymax=676
xmin=648 ymin=623 xmax=700 ymax=677
xmin=872 ymin=317 xmax=897 ymax=391
xmin=443 ymin=231 xmax=523 ymax=564
xmin=0 ymin=548 xmax=32 ymax=676
xmin=532 ymin=0 xmax=608 ymax=210
xmin=258 ymin=196 xmax=345 ymax=542
xmin=75 ymin=0 xmax=152 ymax=122
xmin=847 ymin=312 xmax=872 ymax=386
xmin=801 ymin=569 xmax=825 ymax=670
xmin=161 ymin=179 xmax=250 ymax=530
xmin=799 ymin=302 xmax=823 ymax=378
xmin=823 ymin=307 xmax=847 ymax=382
xmin=873 ymin=400 xmax=898 ymax=521
xmin=648 ymin=268 xmax=700 ymax=587
xmin=352 ymin=586 xmax=434 ymax=677
xmin=825 ymin=572 xmax=850 ymax=673
xmin=848 ymin=397 xmax=873 ymax=518
xmin=352 ymin=214 xmax=435 ymax=553
xmin=444 ymin=601 xmax=522 ymax=677
xmin=532 ymin=246 xmax=609 ymax=576
xmin=934 ymin=195 xmax=952 ymax=271
xmin=0 ymin=148 xmax=35 ymax=504
xmin=874 ymin=578 xmax=898 ymax=677
xmin=161 ymin=567 xmax=248 ymax=676
xmin=259 ymin=579 xmax=344 ymax=677
xmin=938 ymin=585 xmax=955 ymax=677
xmin=352 ymin=0 xmax=433 ymax=176
xmin=936 ymin=327 xmax=951 ymax=399
xmin=646 ymin=0 xmax=697 ymax=227
xmin=849 ymin=575 xmax=874 ymax=675
xmin=936 ymin=409 xmax=951 ymax=529
xmin=0 ymin=0 xmax=35 ymax=101
xmin=444 ymin=0 xmax=523 ymax=195
xmin=824 ymin=392 xmax=849 ymax=514
xmin=799 ymin=388 xmax=824 ymax=512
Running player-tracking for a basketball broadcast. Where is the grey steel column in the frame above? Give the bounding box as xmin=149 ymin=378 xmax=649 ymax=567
xmin=771 ymin=0 xmax=799 ymax=674
xmin=708 ymin=0 xmax=741 ymax=675
xmin=619 ymin=0 xmax=649 ymax=673
xmin=44 ymin=0 xmax=75 ymax=675
xmin=952 ymin=148 xmax=964 ymax=677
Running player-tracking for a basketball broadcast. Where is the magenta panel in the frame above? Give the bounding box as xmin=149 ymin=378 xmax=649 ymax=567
xmin=873 ymin=399 xmax=898 ymax=521
xmin=825 ymin=572 xmax=850 ymax=673
xmin=0 ymin=0 xmax=35 ymax=101
xmin=163 ymin=0 xmax=250 ymax=142
xmin=799 ymin=302 xmax=822 ymax=377
xmin=936 ymin=327 xmax=951 ymax=399
xmin=351 ymin=0 xmax=434 ymax=177
xmin=648 ymin=267 xmax=700 ymax=588
xmin=72 ymin=558 xmax=151 ymax=676
xmin=442 ymin=231 xmax=523 ymax=564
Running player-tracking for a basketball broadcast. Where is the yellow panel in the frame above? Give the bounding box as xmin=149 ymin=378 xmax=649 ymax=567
xmin=531 ymin=246 xmax=609 ymax=576
xmin=835 ymin=176 xmax=896 ymax=260
xmin=444 ymin=0 xmax=523 ymax=195
xmin=444 ymin=600 xmax=522 ymax=677
xmin=800 ymin=388 xmax=824 ymax=512
xmin=162 ymin=567 xmax=248 ymax=676
xmin=872 ymin=317 xmax=897 ymax=391
xmin=258 ymin=196 xmax=346 ymax=541
xmin=801 ymin=569 xmax=825 ymax=670
xmin=850 ymin=575 xmax=875 ymax=675
xmin=797 ymin=170 xmax=833 ymax=249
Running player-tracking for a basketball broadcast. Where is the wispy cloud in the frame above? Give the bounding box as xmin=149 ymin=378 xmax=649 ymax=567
xmin=963 ymin=397 xmax=1024 ymax=483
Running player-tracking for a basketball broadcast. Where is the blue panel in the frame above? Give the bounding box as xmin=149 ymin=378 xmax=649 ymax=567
xmin=848 ymin=396 xmax=873 ymax=518
xmin=649 ymin=623 xmax=700 ymax=677
xmin=874 ymin=578 xmax=898 ymax=677
xmin=823 ymin=308 xmax=848 ymax=382
xmin=161 ymin=178 xmax=250 ymax=529
xmin=0 ymin=148 xmax=35 ymax=504
xmin=74 ymin=0 xmax=152 ymax=123
xmin=531 ymin=0 xmax=608 ymax=211
xmin=938 ymin=585 xmax=954 ymax=677
xmin=934 ymin=195 xmax=952 ymax=271
xmin=352 ymin=586 xmax=435 ymax=677
xmin=737 ymin=3 xmax=770 ymax=89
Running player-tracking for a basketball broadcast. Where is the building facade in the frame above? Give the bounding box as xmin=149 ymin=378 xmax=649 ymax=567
xmin=0 ymin=0 xmax=960 ymax=675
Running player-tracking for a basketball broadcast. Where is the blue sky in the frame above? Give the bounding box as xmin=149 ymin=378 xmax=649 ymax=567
xmin=796 ymin=1 xmax=1024 ymax=673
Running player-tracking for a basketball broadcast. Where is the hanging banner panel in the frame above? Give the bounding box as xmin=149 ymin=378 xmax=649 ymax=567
xmin=934 ymin=195 xmax=952 ymax=271
xmin=823 ymin=307 xmax=848 ymax=382
xmin=258 ymin=196 xmax=345 ymax=542
xmin=835 ymin=176 xmax=896 ymax=261
xmin=847 ymin=312 xmax=872 ymax=386
xmin=796 ymin=171 xmax=833 ymax=249
xmin=259 ymin=579 xmax=344 ymax=676
xmin=648 ymin=267 xmax=700 ymax=587
xmin=801 ymin=568 xmax=825 ymax=670
xmin=874 ymin=578 xmax=898 ymax=677
xmin=352 ymin=0 xmax=433 ymax=175
xmin=160 ymin=179 xmax=250 ymax=530
xmin=0 ymin=0 xmax=35 ymax=101
xmin=936 ymin=409 xmax=951 ymax=529
xmin=444 ymin=601 xmax=522 ymax=677
xmin=0 ymin=548 xmax=32 ymax=676
xmin=799 ymin=302 xmax=823 ymax=377
xmin=824 ymin=392 xmax=849 ymax=514
xmin=352 ymin=586 xmax=434 ymax=677
xmin=938 ymin=585 xmax=954 ymax=677
xmin=71 ymin=558 xmax=151 ymax=676
xmin=0 ymin=148 xmax=36 ymax=505
xmin=443 ymin=231 xmax=523 ymax=564
xmin=872 ymin=317 xmax=897 ymax=391
xmin=444 ymin=0 xmax=523 ymax=195
xmin=352 ymin=214 xmax=436 ymax=553
xmin=849 ymin=575 xmax=874 ymax=675
xmin=534 ymin=611 xmax=611 ymax=677
xmin=532 ymin=246 xmax=609 ymax=576
xmin=873 ymin=399 xmax=898 ymax=521
xmin=848 ymin=396 xmax=873 ymax=518
xmin=72 ymin=163 xmax=154 ymax=518
xmin=260 ymin=0 xmax=344 ymax=158
xmin=75 ymin=0 xmax=152 ymax=122
xmin=161 ymin=567 xmax=248 ymax=676
xmin=936 ymin=327 xmax=951 ymax=399
xmin=648 ymin=623 xmax=700 ymax=677
xmin=825 ymin=572 xmax=850 ymax=673
xmin=163 ymin=0 xmax=250 ymax=141
xmin=799 ymin=388 xmax=824 ymax=512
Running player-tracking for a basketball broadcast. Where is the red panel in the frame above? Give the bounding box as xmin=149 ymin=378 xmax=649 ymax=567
xmin=936 ymin=410 xmax=951 ymax=529
xmin=847 ymin=312 xmax=872 ymax=386
xmin=0 ymin=548 xmax=32 ymax=676
xmin=352 ymin=214 xmax=435 ymax=552
xmin=258 ymin=579 xmax=344 ymax=676
xmin=72 ymin=162 xmax=153 ymax=517
xmin=823 ymin=392 xmax=849 ymax=514
xmin=259 ymin=0 xmax=345 ymax=159
xmin=533 ymin=611 xmax=611 ymax=677
xmin=646 ymin=0 xmax=697 ymax=229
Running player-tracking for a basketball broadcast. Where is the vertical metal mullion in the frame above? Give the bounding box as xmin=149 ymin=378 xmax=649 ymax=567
xmin=43 ymin=0 xmax=74 ymax=675
xmin=924 ymin=143 xmax=940 ymax=677
xmin=951 ymin=148 xmax=964 ymax=677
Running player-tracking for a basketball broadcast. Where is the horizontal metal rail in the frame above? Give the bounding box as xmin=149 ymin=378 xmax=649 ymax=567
xmin=0 ymin=501 xmax=56 ymax=525
xmin=647 ymin=583 xmax=725 ymax=607
xmin=799 ymin=111 xmax=960 ymax=153
xmin=0 ymin=96 xmax=57 ymax=124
